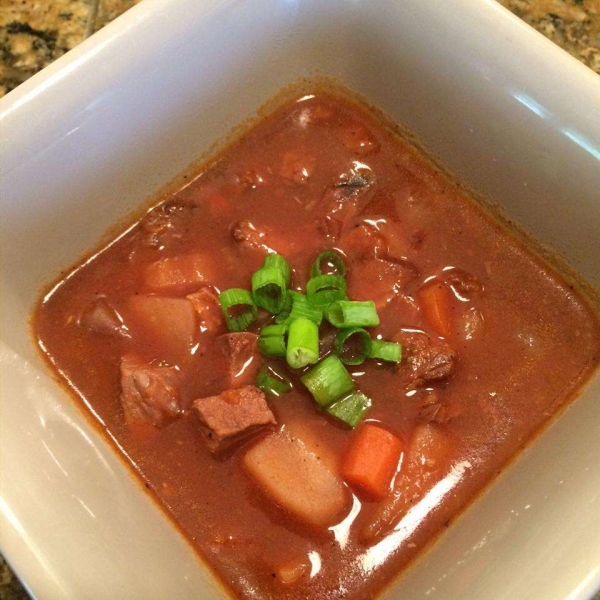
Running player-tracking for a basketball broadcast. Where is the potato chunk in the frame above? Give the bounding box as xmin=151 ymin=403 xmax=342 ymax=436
xmin=144 ymin=253 xmax=212 ymax=292
xmin=127 ymin=295 xmax=196 ymax=359
xmin=243 ymin=430 xmax=348 ymax=528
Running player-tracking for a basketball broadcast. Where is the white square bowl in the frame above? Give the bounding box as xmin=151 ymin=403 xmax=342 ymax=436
xmin=1 ymin=0 xmax=599 ymax=598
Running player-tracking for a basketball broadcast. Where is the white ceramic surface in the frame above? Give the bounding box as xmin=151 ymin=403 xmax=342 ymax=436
xmin=1 ymin=0 xmax=599 ymax=598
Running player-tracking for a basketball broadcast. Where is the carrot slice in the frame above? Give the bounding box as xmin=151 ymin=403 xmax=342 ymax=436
xmin=418 ymin=280 xmax=454 ymax=337
xmin=341 ymin=423 xmax=403 ymax=500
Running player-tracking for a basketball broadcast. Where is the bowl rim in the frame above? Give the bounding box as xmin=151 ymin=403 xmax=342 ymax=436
xmin=1 ymin=1 xmax=600 ymax=599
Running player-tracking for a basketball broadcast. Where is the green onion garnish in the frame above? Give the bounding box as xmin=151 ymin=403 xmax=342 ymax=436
xmin=286 ymin=318 xmax=319 ymax=369
xmin=256 ymin=365 xmax=292 ymax=396
xmin=326 ymin=390 xmax=371 ymax=427
xmin=370 ymin=339 xmax=402 ymax=363
xmin=310 ymin=250 xmax=346 ymax=278
xmin=333 ymin=327 xmax=372 ymax=365
xmin=325 ymin=300 xmax=380 ymax=328
xmin=281 ymin=291 xmax=322 ymax=325
xmin=251 ymin=266 xmax=287 ymax=314
xmin=306 ymin=274 xmax=347 ymax=308
xmin=300 ymin=355 xmax=355 ymax=407
xmin=218 ymin=288 xmax=257 ymax=332
xmin=258 ymin=323 xmax=289 ymax=357
xmin=264 ymin=253 xmax=292 ymax=285
xmin=275 ymin=290 xmax=293 ymax=323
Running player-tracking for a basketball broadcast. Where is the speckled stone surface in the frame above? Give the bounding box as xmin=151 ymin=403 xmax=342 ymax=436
xmin=0 ymin=0 xmax=92 ymax=95
xmin=1 ymin=0 xmax=599 ymax=598
xmin=498 ymin=0 xmax=600 ymax=72
xmin=0 ymin=0 xmax=143 ymax=96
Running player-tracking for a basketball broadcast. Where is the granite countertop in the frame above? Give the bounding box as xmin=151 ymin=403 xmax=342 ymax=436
xmin=0 ymin=0 xmax=599 ymax=96
xmin=0 ymin=0 xmax=599 ymax=598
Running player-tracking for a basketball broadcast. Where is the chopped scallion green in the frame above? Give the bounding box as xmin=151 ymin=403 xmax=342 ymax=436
xmin=310 ymin=250 xmax=346 ymax=278
xmin=282 ymin=291 xmax=322 ymax=325
xmin=218 ymin=288 xmax=257 ymax=332
xmin=258 ymin=323 xmax=289 ymax=357
xmin=256 ymin=365 xmax=292 ymax=396
xmin=275 ymin=290 xmax=293 ymax=323
xmin=286 ymin=318 xmax=319 ymax=369
xmin=370 ymin=339 xmax=402 ymax=363
xmin=326 ymin=391 xmax=371 ymax=427
xmin=300 ymin=355 xmax=355 ymax=407
xmin=306 ymin=274 xmax=347 ymax=308
xmin=333 ymin=327 xmax=372 ymax=365
xmin=263 ymin=253 xmax=292 ymax=285
xmin=326 ymin=300 xmax=380 ymax=328
xmin=251 ymin=267 xmax=287 ymax=314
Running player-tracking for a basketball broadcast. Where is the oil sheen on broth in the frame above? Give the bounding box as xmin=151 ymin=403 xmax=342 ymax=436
xmin=34 ymin=92 xmax=600 ymax=600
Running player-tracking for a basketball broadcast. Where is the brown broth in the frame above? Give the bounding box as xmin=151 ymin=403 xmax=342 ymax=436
xmin=34 ymin=91 xmax=600 ymax=599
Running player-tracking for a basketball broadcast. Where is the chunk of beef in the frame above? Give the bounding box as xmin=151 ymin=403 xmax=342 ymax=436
xmin=144 ymin=253 xmax=213 ymax=292
xmin=193 ymin=385 xmax=275 ymax=452
xmin=79 ymin=298 xmax=129 ymax=337
xmin=341 ymin=218 xmax=410 ymax=262
xmin=218 ymin=332 xmax=263 ymax=388
xmin=394 ymin=330 xmax=456 ymax=387
xmin=187 ymin=286 xmax=223 ymax=334
xmin=231 ymin=220 xmax=269 ymax=250
xmin=127 ymin=295 xmax=196 ymax=360
xmin=140 ymin=203 xmax=194 ymax=248
xmin=315 ymin=215 xmax=343 ymax=242
xmin=314 ymin=167 xmax=376 ymax=228
xmin=339 ymin=222 xmax=387 ymax=260
xmin=333 ymin=168 xmax=376 ymax=198
xmin=120 ymin=354 xmax=183 ymax=427
xmin=230 ymin=220 xmax=293 ymax=257
xmin=243 ymin=430 xmax=348 ymax=528
xmin=416 ymin=389 xmax=461 ymax=424
xmin=280 ymin=149 xmax=316 ymax=185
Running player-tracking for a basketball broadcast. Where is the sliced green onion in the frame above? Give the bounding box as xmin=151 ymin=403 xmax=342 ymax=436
xmin=310 ymin=250 xmax=346 ymax=278
xmin=281 ymin=291 xmax=322 ymax=325
xmin=333 ymin=327 xmax=372 ymax=365
xmin=300 ymin=355 xmax=355 ymax=407
xmin=370 ymin=339 xmax=402 ymax=363
xmin=218 ymin=288 xmax=257 ymax=332
xmin=275 ymin=290 xmax=293 ymax=323
xmin=258 ymin=323 xmax=289 ymax=357
xmin=326 ymin=391 xmax=371 ymax=427
xmin=326 ymin=300 xmax=380 ymax=328
xmin=251 ymin=267 xmax=287 ymax=314
xmin=306 ymin=274 xmax=347 ymax=308
xmin=256 ymin=365 xmax=292 ymax=396
xmin=286 ymin=318 xmax=319 ymax=369
xmin=264 ymin=253 xmax=292 ymax=286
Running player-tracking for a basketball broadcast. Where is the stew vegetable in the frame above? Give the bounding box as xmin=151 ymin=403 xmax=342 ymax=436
xmin=34 ymin=90 xmax=600 ymax=599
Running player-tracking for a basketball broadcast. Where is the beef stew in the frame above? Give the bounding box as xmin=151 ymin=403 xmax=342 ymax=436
xmin=34 ymin=91 xmax=600 ymax=599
